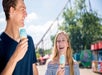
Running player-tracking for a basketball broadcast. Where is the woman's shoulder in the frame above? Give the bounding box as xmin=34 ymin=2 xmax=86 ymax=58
xmin=46 ymin=59 xmax=59 ymax=70
xmin=73 ymin=58 xmax=79 ymax=65
xmin=73 ymin=61 xmax=80 ymax=70
xmin=46 ymin=59 xmax=58 ymax=65
xmin=46 ymin=58 xmax=52 ymax=65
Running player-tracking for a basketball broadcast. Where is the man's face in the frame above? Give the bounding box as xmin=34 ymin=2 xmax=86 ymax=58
xmin=11 ymin=0 xmax=27 ymax=27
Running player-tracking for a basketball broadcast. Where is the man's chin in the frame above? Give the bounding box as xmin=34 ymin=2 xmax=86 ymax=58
xmin=20 ymin=24 xmax=24 ymax=27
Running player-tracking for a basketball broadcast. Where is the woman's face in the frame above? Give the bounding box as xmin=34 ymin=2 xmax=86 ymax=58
xmin=56 ymin=33 xmax=69 ymax=55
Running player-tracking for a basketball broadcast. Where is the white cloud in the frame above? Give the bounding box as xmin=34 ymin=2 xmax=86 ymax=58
xmin=0 ymin=18 xmax=5 ymax=23
xmin=25 ymin=19 xmax=63 ymax=49
xmin=0 ymin=12 xmax=5 ymax=24
xmin=0 ymin=12 xmax=6 ymax=33
xmin=0 ymin=12 xmax=4 ymax=16
xmin=25 ymin=21 xmax=52 ymax=44
xmin=25 ymin=12 xmax=39 ymax=23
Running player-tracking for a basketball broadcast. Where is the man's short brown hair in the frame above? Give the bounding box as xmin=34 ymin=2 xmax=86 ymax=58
xmin=2 ymin=0 xmax=17 ymax=20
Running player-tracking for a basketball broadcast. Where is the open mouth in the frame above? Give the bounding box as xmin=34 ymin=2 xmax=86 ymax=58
xmin=59 ymin=47 xmax=64 ymax=50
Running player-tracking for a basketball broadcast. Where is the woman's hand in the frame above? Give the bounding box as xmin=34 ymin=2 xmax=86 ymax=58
xmin=56 ymin=67 xmax=65 ymax=75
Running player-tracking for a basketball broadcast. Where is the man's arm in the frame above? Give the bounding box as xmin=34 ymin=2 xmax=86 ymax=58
xmin=1 ymin=39 xmax=28 ymax=75
xmin=33 ymin=64 xmax=38 ymax=75
xmin=1 ymin=54 xmax=17 ymax=75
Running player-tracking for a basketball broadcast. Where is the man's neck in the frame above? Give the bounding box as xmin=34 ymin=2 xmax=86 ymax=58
xmin=4 ymin=21 xmax=20 ymax=42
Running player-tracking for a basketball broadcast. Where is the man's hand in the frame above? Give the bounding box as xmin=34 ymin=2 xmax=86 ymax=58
xmin=14 ymin=38 xmax=28 ymax=62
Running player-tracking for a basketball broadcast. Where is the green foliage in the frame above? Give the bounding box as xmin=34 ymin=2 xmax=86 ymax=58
xmin=36 ymin=48 xmax=52 ymax=57
xmin=36 ymin=52 xmax=40 ymax=59
xmin=50 ymin=35 xmax=55 ymax=46
xmin=51 ymin=0 xmax=102 ymax=52
xmin=44 ymin=49 xmax=52 ymax=55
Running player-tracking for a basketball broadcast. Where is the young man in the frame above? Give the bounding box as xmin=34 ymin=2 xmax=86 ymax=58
xmin=0 ymin=0 xmax=38 ymax=75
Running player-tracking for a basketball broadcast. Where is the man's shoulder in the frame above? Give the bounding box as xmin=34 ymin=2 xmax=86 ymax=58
xmin=0 ymin=33 xmax=3 ymax=43
xmin=0 ymin=33 xmax=3 ymax=49
xmin=27 ymin=35 xmax=34 ymax=43
xmin=0 ymin=38 xmax=2 ymax=43
xmin=27 ymin=35 xmax=32 ymax=39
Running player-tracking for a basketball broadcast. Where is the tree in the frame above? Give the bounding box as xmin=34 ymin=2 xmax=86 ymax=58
xmin=80 ymin=12 xmax=102 ymax=49
xmin=52 ymin=0 xmax=102 ymax=52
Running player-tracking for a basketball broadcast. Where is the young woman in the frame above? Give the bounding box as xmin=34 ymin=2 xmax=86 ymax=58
xmin=45 ymin=31 xmax=80 ymax=75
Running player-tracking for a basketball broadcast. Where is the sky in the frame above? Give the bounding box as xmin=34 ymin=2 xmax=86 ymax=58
xmin=0 ymin=0 xmax=102 ymax=49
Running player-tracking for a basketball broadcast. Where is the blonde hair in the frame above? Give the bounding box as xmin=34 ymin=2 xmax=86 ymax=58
xmin=52 ymin=31 xmax=74 ymax=75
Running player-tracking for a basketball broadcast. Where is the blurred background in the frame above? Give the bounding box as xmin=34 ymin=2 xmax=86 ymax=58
xmin=0 ymin=0 xmax=102 ymax=75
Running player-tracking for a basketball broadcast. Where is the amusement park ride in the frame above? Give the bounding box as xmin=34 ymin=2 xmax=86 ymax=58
xmin=91 ymin=41 xmax=102 ymax=73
